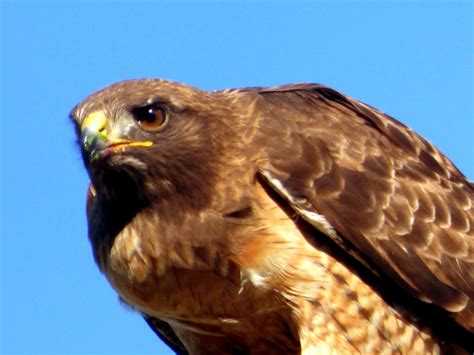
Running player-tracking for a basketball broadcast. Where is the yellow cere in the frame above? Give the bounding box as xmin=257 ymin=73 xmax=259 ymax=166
xmin=81 ymin=110 xmax=107 ymax=133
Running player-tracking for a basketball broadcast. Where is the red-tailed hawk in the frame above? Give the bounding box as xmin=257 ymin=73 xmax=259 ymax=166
xmin=70 ymin=80 xmax=473 ymax=354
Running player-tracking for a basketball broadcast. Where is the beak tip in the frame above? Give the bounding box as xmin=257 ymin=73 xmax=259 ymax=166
xmin=80 ymin=127 xmax=106 ymax=163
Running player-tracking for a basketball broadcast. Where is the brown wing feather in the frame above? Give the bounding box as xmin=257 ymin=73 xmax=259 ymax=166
xmin=256 ymin=84 xmax=474 ymax=330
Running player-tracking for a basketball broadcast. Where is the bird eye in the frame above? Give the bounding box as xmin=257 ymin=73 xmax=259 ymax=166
xmin=132 ymin=104 xmax=167 ymax=131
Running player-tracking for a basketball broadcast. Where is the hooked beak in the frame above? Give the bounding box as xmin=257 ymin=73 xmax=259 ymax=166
xmin=80 ymin=110 xmax=153 ymax=163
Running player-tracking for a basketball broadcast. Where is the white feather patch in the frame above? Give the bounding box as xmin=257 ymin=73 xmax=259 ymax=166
xmin=239 ymin=269 xmax=268 ymax=293
xmin=260 ymin=170 xmax=338 ymax=240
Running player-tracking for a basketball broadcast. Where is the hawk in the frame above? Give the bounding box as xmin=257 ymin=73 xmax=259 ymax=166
xmin=70 ymin=79 xmax=473 ymax=354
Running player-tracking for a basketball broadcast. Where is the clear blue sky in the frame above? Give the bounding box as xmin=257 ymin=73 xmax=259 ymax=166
xmin=1 ymin=1 xmax=472 ymax=354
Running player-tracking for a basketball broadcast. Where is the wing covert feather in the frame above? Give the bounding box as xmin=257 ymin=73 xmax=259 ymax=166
xmin=256 ymin=84 xmax=474 ymax=331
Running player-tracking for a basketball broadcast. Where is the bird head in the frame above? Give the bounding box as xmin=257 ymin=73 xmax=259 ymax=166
xmin=70 ymin=79 xmax=243 ymax=207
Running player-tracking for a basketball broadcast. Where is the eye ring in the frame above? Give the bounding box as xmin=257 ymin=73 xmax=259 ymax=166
xmin=132 ymin=104 xmax=168 ymax=132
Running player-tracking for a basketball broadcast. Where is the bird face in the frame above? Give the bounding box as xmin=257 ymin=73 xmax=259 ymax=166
xmin=79 ymin=109 xmax=155 ymax=165
xmin=70 ymin=79 xmax=240 ymax=208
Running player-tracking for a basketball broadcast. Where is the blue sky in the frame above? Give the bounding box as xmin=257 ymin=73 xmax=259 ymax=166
xmin=1 ymin=1 xmax=472 ymax=354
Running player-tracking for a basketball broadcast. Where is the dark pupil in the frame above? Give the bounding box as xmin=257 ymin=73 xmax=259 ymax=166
xmin=143 ymin=108 xmax=157 ymax=122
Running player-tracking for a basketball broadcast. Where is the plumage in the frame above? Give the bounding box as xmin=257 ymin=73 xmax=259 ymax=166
xmin=71 ymin=79 xmax=473 ymax=354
